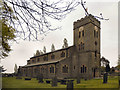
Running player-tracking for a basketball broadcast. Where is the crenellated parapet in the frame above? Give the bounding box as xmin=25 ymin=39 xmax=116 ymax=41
xmin=73 ymin=14 xmax=100 ymax=30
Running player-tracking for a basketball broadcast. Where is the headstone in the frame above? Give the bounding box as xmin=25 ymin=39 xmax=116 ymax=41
xmin=61 ymin=80 xmax=66 ymax=85
xmin=51 ymin=77 xmax=57 ymax=87
xmin=77 ymin=77 xmax=80 ymax=84
xmin=84 ymin=78 xmax=87 ymax=81
xmin=103 ymin=73 xmax=108 ymax=83
xmin=46 ymin=80 xmax=51 ymax=84
xmin=67 ymin=80 xmax=74 ymax=90
xmin=25 ymin=78 xmax=31 ymax=80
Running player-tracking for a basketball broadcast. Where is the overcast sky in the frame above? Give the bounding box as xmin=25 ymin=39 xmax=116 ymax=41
xmin=1 ymin=0 xmax=119 ymax=73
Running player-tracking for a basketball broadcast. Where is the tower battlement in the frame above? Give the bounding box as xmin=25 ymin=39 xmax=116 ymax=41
xmin=73 ymin=14 xmax=100 ymax=30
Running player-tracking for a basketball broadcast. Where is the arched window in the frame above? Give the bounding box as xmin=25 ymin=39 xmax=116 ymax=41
xmin=95 ymin=51 xmax=97 ymax=57
xmin=81 ymin=67 xmax=83 ymax=73
xmin=81 ymin=65 xmax=87 ymax=73
xmin=94 ymin=30 xmax=98 ymax=38
xmin=43 ymin=56 xmax=48 ymax=61
xmin=79 ymin=42 xmax=85 ymax=51
xmin=95 ymin=41 xmax=97 ymax=46
xmin=82 ymin=30 xmax=84 ymax=37
xmin=61 ymin=52 xmax=65 ymax=57
xmin=79 ymin=31 xmax=81 ymax=38
xmin=83 ymin=65 xmax=84 ymax=73
xmin=37 ymin=58 xmax=40 ymax=62
xmin=51 ymin=54 xmax=55 ymax=59
xmin=50 ymin=66 xmax=55 ymax=73
xmin=62 ymin=65 xmax=68 ymax=73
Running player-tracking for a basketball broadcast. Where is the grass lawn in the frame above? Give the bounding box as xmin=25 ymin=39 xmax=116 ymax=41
xmin=2 ymin=76 xmax=119 ymax=88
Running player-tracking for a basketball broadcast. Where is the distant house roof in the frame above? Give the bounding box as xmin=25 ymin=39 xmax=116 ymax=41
xmin=30 ymin=45 xmax=74 ymax=59
xmin=22 ymin=58 xmax=66 ymax=68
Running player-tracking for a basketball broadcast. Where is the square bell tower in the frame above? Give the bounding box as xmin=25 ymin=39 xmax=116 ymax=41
xmin=73 ymin=14 xmax=101 ymax=78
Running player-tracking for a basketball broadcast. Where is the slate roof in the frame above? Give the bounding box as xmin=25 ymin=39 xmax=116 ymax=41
xmin=22 ymin=58 xmax=66 ymax=68
xmin=30 ymin=45 xmax=74 ymax=59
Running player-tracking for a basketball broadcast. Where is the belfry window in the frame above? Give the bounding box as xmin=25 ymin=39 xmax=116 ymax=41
xmin=94 ymin=30 xmax=98 ymax=38
xmin=62 ymin=65 xmax=68 ymax=73
xmin=95 ymin=51 xmax=97 ymax=57
xmin=82 ymin=30 xmax=84 ymax=37
xmin=95 ymin=41 xmax=97 ymax=46
xmin=96 ymin=31 xmax=98 ymax=38
xmin=50 ymin=66 xmax=55 ymax=73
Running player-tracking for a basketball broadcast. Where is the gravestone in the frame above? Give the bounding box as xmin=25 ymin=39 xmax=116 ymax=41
xmin=25 ymin=78 xmax=31 ymax=80
xmin=51 ymin=76 xmax=57 ymax=87
xmin=77 ymin=77 xmax=80 ymax=84
xmin=67 ymin=80 xmax=73 ymax=90
xmin=46 ymin=80 xmax=51 ymax=84
xmin=103 ymin=73 xmax=107 ymax=83
xmin=61 ymin=80 xmax=66 ymax=85
xmin=84 ymin=78 xmax=87 ymax=81
xmin=38 ymin=74 xmax=44 ymax=83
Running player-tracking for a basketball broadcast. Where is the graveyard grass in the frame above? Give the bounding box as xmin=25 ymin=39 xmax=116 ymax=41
xmin=2 ymin=76 xmax=119 ymax=88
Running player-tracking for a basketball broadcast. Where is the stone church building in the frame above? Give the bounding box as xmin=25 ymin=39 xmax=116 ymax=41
xmin=19 ymin=14 xmax=101 ymax=79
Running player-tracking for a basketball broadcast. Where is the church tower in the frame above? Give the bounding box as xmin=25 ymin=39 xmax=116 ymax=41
xmin=73 ymin=14 xmax=101 ymax=79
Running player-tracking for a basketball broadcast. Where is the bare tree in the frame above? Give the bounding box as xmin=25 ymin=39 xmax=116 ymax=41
xmin=2 ymin=0 xmax=109 ymax=41
xmin=2 ymin=0 xmax=80 ymax=41
xmin=0 ymin=66 xmax=6 ymax=73
xmin=100 ymin=57 xmax=110 ymax=67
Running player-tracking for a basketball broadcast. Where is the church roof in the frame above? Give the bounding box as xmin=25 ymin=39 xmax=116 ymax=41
xmin=22 ymin=58 xmax=66 ymax=67
xmin=30 ymin=45 xmax=74 ymax=59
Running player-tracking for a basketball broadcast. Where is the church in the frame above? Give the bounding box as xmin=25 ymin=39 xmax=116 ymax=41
xmin=19 ymin=14 xmax=101 ymax=79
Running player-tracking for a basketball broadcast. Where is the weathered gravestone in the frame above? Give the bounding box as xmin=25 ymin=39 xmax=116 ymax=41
xmin=46 ymin=80 xmax=51 ymax=84
xmin=77 ymin=77 xmax=80 ymax=84
xmin=38 ymin=74 xmax=44 ymax=83
xmin=61 ymin=80 xmax=66 ymax=85
xmin=51 ymin=76 xmax=57 ymax=87
xmin=103 ymin=64 xmax=110 ymax=83
xmin=84 ymin=78 xmax=87 ymax=81
xmin=103 ymin=73 xmax=107 ymax=83
xmin=25 ymin=78 xmax=31 ymax=80
xmin=67 ymin=80 xmax=74 ymax=90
